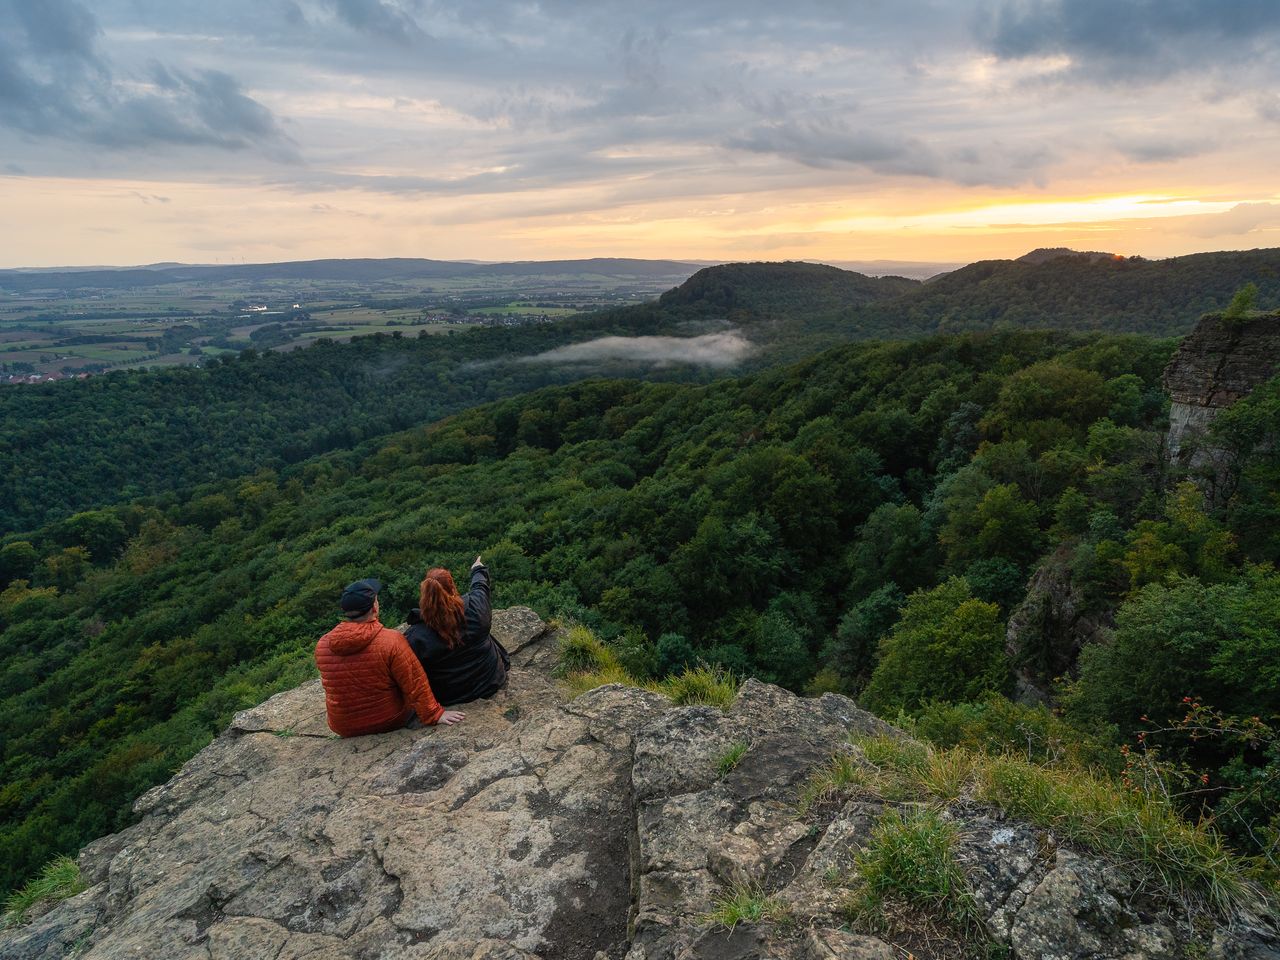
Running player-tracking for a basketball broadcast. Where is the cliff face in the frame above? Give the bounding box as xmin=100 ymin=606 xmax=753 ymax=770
xmin=3 ymin=609 xmax=1276 ymax=960
xmin=1163 ymin=312 xmax=1280 ymax=498
xmin=1004 ymin=544 xmax=1112 ymax=704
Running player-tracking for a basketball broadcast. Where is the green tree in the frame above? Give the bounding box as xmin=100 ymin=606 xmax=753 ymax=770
xmin=0 ymin=541 xmax=38 ymax=586
xmin=1223 ymin=282 xmax=1258 ymax=320
xmin=862 ymin=578 xmax=1010 ymax=714
xmin=1068 ymin=569 xmax=1280 ymax=734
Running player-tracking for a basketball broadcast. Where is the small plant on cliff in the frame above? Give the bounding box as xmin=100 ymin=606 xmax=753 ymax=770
xmin=834 ymin=734 xmax=1274 ymax=920
xmin=717 ymin=741 xmax=750 ymax=776
xmin=845 ymin=807 xmax=985 ymax=938
xmin=557 ymin=625 xmax=740 ymax=707
xmin=704 ymin=882 xmax=788 ymax=929
xmin=3 ymin=855 xmax=85 ymax=928
xmin=662 ymin=664 xmax=738 ymax=708
xmin=555 ymin=624 xmax=618 ymax=677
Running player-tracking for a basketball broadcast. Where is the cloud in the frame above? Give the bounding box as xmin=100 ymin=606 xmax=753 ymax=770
xmin=521 ymin=332 xmax=755 ymax=368
xmin=1179 ymin=202 xmax=1280 ymax=238
xmin=0 ymin=0 xmax=295 ymax=157
xmin=727 ymin=117 xmax=1055 ymax=187
xmin=1111 ymin=135 xmax=1210 ymax=163
xmin=330 ymin=0 xmax=429 ymax=47
xmin=975 ymin=0 xmax=1280 ymax=80
xmin=1259 ymin=94 xmax=1280 ymax=124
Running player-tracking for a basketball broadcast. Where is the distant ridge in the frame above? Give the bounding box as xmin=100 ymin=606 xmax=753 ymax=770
xmin=0 ymin=257 xmax=701 ymax=293
xmin=658 ymin=260 xmax=919 ymax=315
xmin=1016 ymin=247 xmax=1124 ymax=265
xmin=863 ymin=246 xmax=1280 ymax=336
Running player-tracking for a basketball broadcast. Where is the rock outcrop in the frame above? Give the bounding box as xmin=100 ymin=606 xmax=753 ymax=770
xmin=1163 ymin=312 xmax=1280 ymax=501
xmin=1004 ymin=544 xmax=1112 ymax=704
xmin=4 ymin=608 xmax=1275 ymax=960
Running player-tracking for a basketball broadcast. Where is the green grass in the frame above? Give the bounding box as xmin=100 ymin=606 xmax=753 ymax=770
xmin=556 ymin=626 xmax=740 ymax=708
xmin=818 ymin=735 xmax=1273 ymax=921
xmin=703 ymin=883 xmax=788 ymax=930
xmin=717 ymin=741 xmax=750 ymax=776
xmin=847 ymin=807 xmax=985 ymax=935
xmin=3 ymin=855 xmax=85 ymax=928
xmin=660 ymin=664 xmax=738 ymax=708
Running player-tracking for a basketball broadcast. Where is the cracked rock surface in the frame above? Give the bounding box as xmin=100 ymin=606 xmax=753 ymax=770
xmin=4 ymin=607 xmax=1276 ymax=960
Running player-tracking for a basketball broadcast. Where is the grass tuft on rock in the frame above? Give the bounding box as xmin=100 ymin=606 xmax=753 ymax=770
xmin=661 ymin=664 xmax=737 ymax=708
xmin=555 ymin=624 xmax=618 ymax=678
xmin=717 ymin=741 xmax=750 ymax=776
xmin=557 ymin=626 xmax=739 ymax=707
xmin=704 ymin=882 xmax=788 ymax=930
xmin=846 ymin=807 xmax=985 ymax=937
xmin=3 ymin=855 xmax=85 ymax=928
xmin=819 ymin=734 xmax=1273 ymax=921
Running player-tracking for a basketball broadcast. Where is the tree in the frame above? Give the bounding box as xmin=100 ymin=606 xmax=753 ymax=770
xmin=1068 ymin=569 xmax=1280 ymax=734
xmin=0 ymin=541 xmax=38 ymax=586
xmin=1223 ymin=282 xmax=1258 ymax=320
xmin=861 ymin=578 xmax=1010 ymax=714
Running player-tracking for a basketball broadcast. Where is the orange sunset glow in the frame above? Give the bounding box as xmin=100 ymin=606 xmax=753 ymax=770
xmin=1 ymin=1 xmax=1278 ymax=267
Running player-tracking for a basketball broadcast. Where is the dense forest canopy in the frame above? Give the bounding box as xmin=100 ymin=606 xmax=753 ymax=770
xmin=860 ymin=248 xmax=1280 ymax=336
xmin=5 ymin=249 xmax=1278 ymax=535
xmin=4 ymin=324 xmax=1279 ymax=899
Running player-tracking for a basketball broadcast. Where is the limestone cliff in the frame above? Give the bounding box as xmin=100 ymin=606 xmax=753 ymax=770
xmin=3 ymin=609 xmax=1276 ymax=960
xmin=1163 ymin=312 xmax=1280 ymax=500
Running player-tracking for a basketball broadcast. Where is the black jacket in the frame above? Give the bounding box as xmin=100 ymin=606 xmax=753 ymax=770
xmin=405 ymin=565 xmax=508 ymax=706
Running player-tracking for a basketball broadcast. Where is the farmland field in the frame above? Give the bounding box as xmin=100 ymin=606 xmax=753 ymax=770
xmin=0 ymin=260 xmax=697 ymax=380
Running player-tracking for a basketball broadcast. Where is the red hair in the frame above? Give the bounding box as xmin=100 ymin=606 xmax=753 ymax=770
xmin=420 ymin=567 xmax=466 ymax=648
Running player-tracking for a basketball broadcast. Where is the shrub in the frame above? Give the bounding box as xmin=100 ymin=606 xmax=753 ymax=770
xmin=911 ymin=695 xmax=1121 ymax=773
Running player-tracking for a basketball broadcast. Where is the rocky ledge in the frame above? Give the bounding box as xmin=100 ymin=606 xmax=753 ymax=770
xmin=1162 ymin=312 xmax=1280 ymax=497
xmin=4 ymin=609 xmax=1276 ymax=960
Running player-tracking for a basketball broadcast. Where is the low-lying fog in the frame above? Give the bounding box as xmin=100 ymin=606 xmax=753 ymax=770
xmin=521 ymin=332 xmax=754 ymax=368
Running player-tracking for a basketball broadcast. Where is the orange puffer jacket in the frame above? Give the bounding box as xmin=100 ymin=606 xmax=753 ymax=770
xmin=314 ymin=619 xmax=444 ymax=736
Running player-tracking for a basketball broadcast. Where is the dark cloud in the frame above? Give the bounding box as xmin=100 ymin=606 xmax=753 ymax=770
xmin=12 ymin=0 xmax=100 ymax=60
xmin=1111 ymin=135 xmax=1210 ymax=163
xmin=0 ymin=0 xmax=295 ymax=158
xmin=976 ymin=0 xmax=1280 ymax=79
xmin=729 ymin=118 xmax=936 ymax=175
xmin=330 ymin=0 xmax=429 ymax=46
xmin=619 ymin=26 xmax=669 ymax=89
xmin=728 ymin=118 xmax=1054 ymax=187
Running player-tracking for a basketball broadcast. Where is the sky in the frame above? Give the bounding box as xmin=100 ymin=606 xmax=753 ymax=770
xmin=1 ymin=0 xmax=1278 ymax=268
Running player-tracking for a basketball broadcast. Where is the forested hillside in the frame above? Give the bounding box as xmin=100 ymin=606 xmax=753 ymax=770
xmin=5 ymin=251 xmax=1278 ymax=534
xmin=860 ymin=248 xmax=1280 ymax=335
xmin=657 ymin=261 xmax=919 ymax=315
xmin=4 ymin=327 xmax=1279 ymax=898
xmin=0 ymin=264 xmax=915 ymax=534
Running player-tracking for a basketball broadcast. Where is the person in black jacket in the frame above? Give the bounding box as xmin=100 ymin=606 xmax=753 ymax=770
xmin=404 ymin=556 xmax=509 ymax=706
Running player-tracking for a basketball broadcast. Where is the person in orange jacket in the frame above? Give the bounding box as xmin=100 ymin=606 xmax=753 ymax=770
xmin=315 ymin=578 xmax=465 ymax=736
